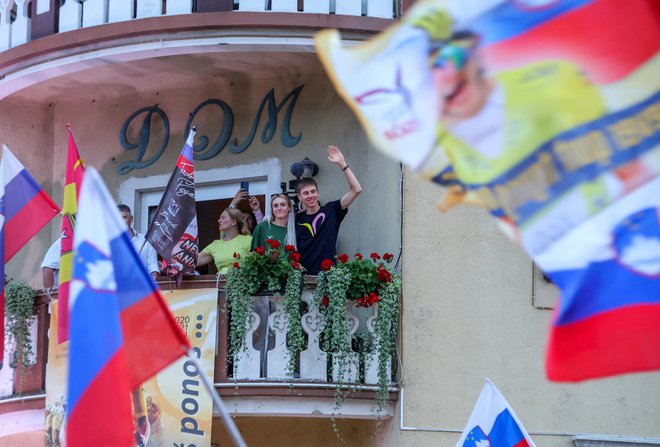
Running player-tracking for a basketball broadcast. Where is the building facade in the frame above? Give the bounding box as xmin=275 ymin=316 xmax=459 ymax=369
xmin=0 ymin=1 xmax=658 ymax=446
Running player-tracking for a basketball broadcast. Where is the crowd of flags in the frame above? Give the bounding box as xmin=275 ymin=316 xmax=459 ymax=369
xmin=0 ymin=127 xmax=200 ymax=446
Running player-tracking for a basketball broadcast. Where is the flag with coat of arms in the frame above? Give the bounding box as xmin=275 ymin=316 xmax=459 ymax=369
xmin=456 ymin=379 xmax=535 ymax=447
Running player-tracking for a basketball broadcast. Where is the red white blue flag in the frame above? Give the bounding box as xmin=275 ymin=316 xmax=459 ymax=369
xmin=456 ymin=379 xmax=535 ymax=447
xmin=317 ymin=0 xmax=660 ymax=381
xmin=145 ymin=129 xmax=199 ymax=275
xmin=0 ymin=145 xmax=59 ymax=358
xmin=66 ymin=167 xmax=189 ymax=446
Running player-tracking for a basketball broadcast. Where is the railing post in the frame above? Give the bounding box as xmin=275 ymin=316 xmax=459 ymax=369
xmin=58 ymin=0 xmax=82 ymax=33
xmin=0 ymin=2 xmax=12 ymax=51
xmin=195 ymin=0 xmax=233 ymax=12
xmin=10 ymin=0 xmax=31 ymax=47
xmin=31 ymin=0 xmax=59 ymax=40
xmin=166 ymin=0 xmax=193 ymax=15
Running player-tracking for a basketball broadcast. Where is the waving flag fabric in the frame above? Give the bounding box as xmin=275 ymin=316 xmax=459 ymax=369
xmin=316 ymin=0 xmax=660 ymax=381
xmin=0 ymin=145 xmax=59 ymax=358
xmin=66 ymin=168 xmax=189 ymax=446
xmin=145 ymin=129 xmax=199 ymax=275
xmin=456 ymin=379 xmax=535 ymax=447
xmin=57 ymin=126 xmax=85 ymax=343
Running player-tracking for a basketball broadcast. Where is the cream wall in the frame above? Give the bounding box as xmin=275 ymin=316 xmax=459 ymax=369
xmin=396 ymin=174 xmax=660 ymax=447
xmin=0 ymin=56 xmax=402 ymax=288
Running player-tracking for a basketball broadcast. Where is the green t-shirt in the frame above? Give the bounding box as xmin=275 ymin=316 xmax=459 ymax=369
xmin=250 ymin=221 xmax=288 ymax=251
xmin=202 ymin=235 xmax=252 ymax=273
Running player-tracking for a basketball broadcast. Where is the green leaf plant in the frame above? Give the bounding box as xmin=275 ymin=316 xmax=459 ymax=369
xmin=5 ymin=280 xmax=36 ymax=391
xmin=313 ymin=252 xmax=401 ymax=421
xmin=225 ymin=239 xmax=304 ymax=377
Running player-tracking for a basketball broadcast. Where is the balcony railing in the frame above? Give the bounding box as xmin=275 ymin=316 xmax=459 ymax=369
xmin=0 ymin=275 xmax=399 ymax=417
xmin=0 ymin=0 xmax=398 ymax=52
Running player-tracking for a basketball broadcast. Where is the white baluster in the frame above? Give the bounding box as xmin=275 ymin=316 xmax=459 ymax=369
xmin=233 ymin=312 xmax=261 ymax=379
xmin=332 ymin=306 xmax=359 ymax=383
xmin=366 ymin=0 xmax=394 ymax=19
xmin=300 ymin=292 xmax=327 ymax=381
xmin=301 ymin=0 xmax=329 ymax=14
xmin=59 ymin=0 xmax=82 ymax=33
xmin=367 ymin=0 xmax=392 ymax=18
xmin=165 ymin=0 xmax=192 ymax=15
xmin=335 ymin=0 xmax=361 ymax=16
xmin=27 ymin=316 xmax=38 ymax=365
xmin=0 ymin=317 xmax=14 ymax=397
xmin=267 ymin=299 xmax=290 ymax=379
xmin=238 ymin=0 xmax=265 ymax=12
xmin=82 ymin=0 xmax=107 ymax=27
xmin=108 ymin=0 xmax=132 ymax=22
xmin=11 ymin=0 xmax=30 ymax=47
xmin=0 ymin=1 xmax=12 ymax=51
xmin=364 ymin=304 xmax=391 ymax=385
xmin=271 ymin=0 xmax=296 ymax=12
xmin=36 ymin=0 xmax=50 ymax=14
xmin=136 ymin=0 xmax=162 ymax=18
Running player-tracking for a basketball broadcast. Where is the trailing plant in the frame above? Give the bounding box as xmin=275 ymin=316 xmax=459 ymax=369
xmin=313 ymin=252 xmax=400 ymax=416
xmin=5 ymin=281 xmax=36 ymax=380
xmin=225 ymin=239 xmax=304 ymax=377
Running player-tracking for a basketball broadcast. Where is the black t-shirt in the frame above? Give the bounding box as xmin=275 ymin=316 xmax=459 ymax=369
xmin=295 ymin=200 xmax=347 ymax=275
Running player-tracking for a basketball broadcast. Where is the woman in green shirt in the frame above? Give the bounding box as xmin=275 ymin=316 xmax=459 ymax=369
xmin=197 ymin=207 xmax=252 ymax=274
xmin=250 ymin=194 xmax=297 ymax=251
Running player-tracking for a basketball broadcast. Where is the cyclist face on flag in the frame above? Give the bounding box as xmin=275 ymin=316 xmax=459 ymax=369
xmin=431 ymin=38 xmax=492 ymax=122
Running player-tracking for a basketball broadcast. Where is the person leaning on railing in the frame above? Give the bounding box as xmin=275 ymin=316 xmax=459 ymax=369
xmin=196 ymin=207 xmax=252 ymax=274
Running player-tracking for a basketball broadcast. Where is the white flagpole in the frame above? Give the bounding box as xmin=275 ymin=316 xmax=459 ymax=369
xmin=185 ymin=349 xmax=247 ymax=447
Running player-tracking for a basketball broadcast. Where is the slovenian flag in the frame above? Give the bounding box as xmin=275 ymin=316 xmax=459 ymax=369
xmin=66 ymin=167 xmax=190 ymax=446
xmin=316 ymin=0 xmax=660 ymax=381
xmin=57 ymin=125 xmax=85 ymax=343
xmin=456 ymin=379 xmax=535 ymax=447
xmin=0 ymin=145 xmax=60 ymax=359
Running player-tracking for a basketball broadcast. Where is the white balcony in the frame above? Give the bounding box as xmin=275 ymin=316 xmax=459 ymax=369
xmin=0 ymin=0 xmax=397 ymax=53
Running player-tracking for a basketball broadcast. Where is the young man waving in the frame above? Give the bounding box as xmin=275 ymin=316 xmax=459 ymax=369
xmin=295 ymin=145 xmax=362 ymax=274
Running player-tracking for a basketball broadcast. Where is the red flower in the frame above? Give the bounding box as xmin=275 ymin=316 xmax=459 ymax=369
xmin=354 ymin=253 xmax=363 ymax=260
xmin=233 ymin=252 xmax=239 ymax=258
xmin=369 ymin=292 xmax=379 ymax=305
xmin=377 ymin=266 xmax=392 ymax=283
xmin=233 ymin=262 xmax=240 ymax=269
xmin=337 ymin=253 xmax=349 ymax=264
xmin=288 ymin=252 xmax=301 ymax=262
xmin=285 ymin=244 xmax=296 ymax=253
xmin=370 ymin=252 xmax=380 ymax=260
xmin=255 ymin=246 xmax=266 ymax=255
xmin=383 ymin=253 xmax=394 ymax=262
xmin=266 ymin=238 xmax=281 ymax=250
xmin=291 ymin=261 xmax=301 ymax=270
xmin=320 ymin=259 xmax=334 ymax=272
xmin=321 ymin=295 xmax=330 ymax=307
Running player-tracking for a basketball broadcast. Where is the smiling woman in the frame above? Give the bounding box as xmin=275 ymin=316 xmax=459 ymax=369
xmin=196 ymin=208 xmax=252 ymax=274
xmin=250 ymin=194 xmax=297 ymax=251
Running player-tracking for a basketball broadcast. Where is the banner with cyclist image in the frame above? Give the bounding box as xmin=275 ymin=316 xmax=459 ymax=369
xmin=45 ymin=288 xmax=218 ymax=446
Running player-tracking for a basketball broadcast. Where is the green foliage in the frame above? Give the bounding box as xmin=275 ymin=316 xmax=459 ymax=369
xmin=5 ymin=281 xmax=36 ymax=382
xmin=225 ymin=240 xmax=304 ymax=378
xmin=314 ymin=252 xmax=400 ymax=418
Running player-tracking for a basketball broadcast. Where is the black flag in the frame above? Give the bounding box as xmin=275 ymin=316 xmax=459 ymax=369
xmin=145 ymin=129 xmax=198 ymax=275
